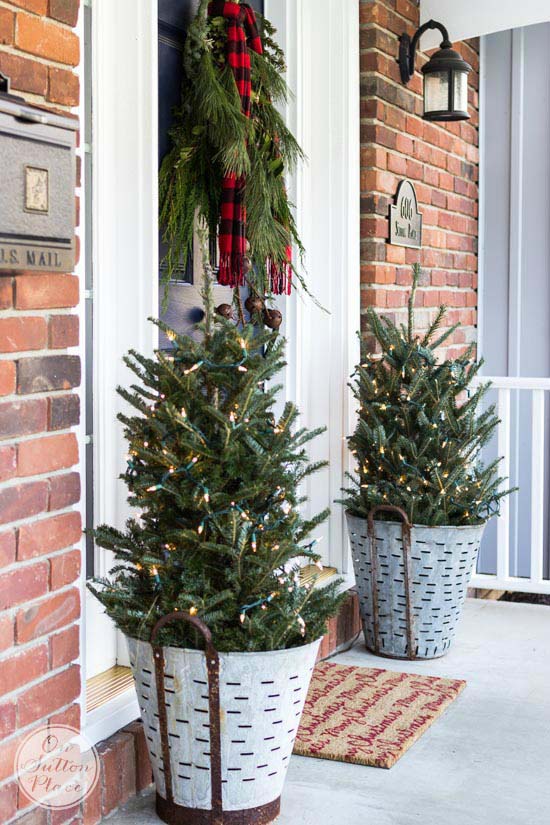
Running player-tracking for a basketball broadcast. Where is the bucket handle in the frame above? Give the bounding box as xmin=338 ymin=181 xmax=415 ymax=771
xmin=367 ymin=505 xmax=416 ymax=659
xmin=151 ymin=613 xmax=223 ymax=824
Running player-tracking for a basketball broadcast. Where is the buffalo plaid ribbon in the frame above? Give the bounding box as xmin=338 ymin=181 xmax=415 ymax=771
xmin=208 ymin=1 xmax=262 ymax=289
xmin=208 ymin=1 xmax=293 ymax=295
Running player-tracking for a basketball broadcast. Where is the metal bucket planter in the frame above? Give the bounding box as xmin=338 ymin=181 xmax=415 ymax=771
xmin=126 ymin=613 xmax=320 ymax=824
xmin=346 ymin=505 xmax=485 ymax=660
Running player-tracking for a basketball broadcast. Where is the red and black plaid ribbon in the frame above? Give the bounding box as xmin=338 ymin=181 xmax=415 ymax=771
xmin=208 ymin=1 xmax=262 ymax=289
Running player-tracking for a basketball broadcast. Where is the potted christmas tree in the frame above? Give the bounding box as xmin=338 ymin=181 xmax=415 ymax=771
xmin=88 ymin=242 xmax=342 ymax=824
xmin=341 ymin=265 xmax=513 ymax=660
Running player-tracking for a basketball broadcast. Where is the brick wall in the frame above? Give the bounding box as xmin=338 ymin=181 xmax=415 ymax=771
xmin=360 ymin=0 xmax=480 ymax=357
xmin=0 ymin=2 xmax=81 ymax=823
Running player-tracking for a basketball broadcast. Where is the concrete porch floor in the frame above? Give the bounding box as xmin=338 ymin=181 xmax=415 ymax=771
xmin=107 ymin=599 xmax=550 ymax=825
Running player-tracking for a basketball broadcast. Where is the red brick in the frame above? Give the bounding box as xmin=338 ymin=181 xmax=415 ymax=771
xmin=0 ymin=727 xmax=24 ymax=782
xmin=0 ymin=480 xmax=48 ymax=526
xmin=49 ymin=314 xmax=79 ymax=349
xmin=18 ymin=433 xmax=78 ymax=477
xmin=0 ymin=560 xmax=49 ymax=610
xmin=123 ymin=721 xmax=153 ymax=792
xmin=0 ymin=530 xmax=16 ymax=568
xmin=49 ymin=472 xmax=80 ymax=511
xmin=387 ymin=153 xmax=407 ymax=175
xmin=50 ymin=623 xmax=79 ymax=668
xmin=395 ymin=133 xmax=414 ymax=155
xmin=97 ymin=742 xmax=120 ymax=817
xmin=49 ymin=701 xmax=80 ymax=730
xmin=15 ymin=275 xmax=79 ymax=310
xmin=0 ymin=361 xmax=16 ymax=396
xmin=0 ymin=445 xmax=17 ymax=482
xmin=0 ymin=780 xmax=17 ymax=822
xmin=82 ymin=774 xmax=101 ymax=825
xmin=0 ymin=277 xmax=13 ymax=309
xmin=0 ymin=644 xmax=48 ymax=698
xmin=49 ymin=393 xmax=80 ymax=431
xmin=431 ymin=191 xmax=446 ymax=210
xmin=0 ymin=701 xmax=16 ymax=737
xmin=0 ymin=613 xmax=14 ymax=652
xmin=51 ymin=803 xmax=82 ymax=825
xmin=13 ymin=805 xmax=49 ymax=825
xmin=18 ymin=511 xmax=82 ymax=560
xmin=16 ymin=587 xmax=80 ymax=643
xmin=50 ymin=548 xmax=80 ymax=590
xmin=0 ymin=317 xmax=47 ymax=353
xmin=0 ymin=399 xmax=48 ymax=438
xmin=396 ymin=0 xmax=417 ymax=20
xmin=0 ymin=8 xmax=15 ymax=44
xmin=11 ymin=0 xmax=48 ymax=12
xmin=17 ymin=355 xmax=81 ymax=394
xmin=0 ymin=50 xmax=48 ymax=96
xmin=16 ymin=12 xmax=80 ymax=65
xmin=48 ymin=66 xmax=79 ymax=106
xmin=49 ymin=0 xmax=79 ymax=26
xmin=17 ymin=664 xmax=80 ymax=727
xmin=107 ymin=732 xmax=137 ymax=807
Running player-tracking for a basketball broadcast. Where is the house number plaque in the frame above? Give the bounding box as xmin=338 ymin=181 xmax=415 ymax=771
xmin=389 ymin=179 xmax=422 ymax=249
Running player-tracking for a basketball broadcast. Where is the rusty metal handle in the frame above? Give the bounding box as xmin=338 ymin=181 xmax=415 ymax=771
xmin=151 ymin=611 xmax=214 ymax=649
xmin=367 ymin=505 xmax=415 ymax=660
xmin=367 ymin=504 xmax=411 ymax=534
xmin=151 ymin=612 xmax=223 ymax=823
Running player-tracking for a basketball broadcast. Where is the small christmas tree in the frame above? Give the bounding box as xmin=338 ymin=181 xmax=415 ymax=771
xmin=341 ymin=264 xmax=513 ymax=527
xmin=88 ymin=233 xmax=342 ymax=652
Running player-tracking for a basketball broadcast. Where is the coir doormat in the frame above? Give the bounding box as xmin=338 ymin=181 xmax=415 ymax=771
xmin=294 ymin=661 xmax=465 ymax=769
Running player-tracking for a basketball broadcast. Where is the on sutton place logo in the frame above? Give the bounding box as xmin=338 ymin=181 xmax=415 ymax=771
xmin=15 ymin=724 xmax=100 ymax=811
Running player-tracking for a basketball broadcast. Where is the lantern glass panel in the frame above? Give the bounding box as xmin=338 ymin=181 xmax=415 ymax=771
xmin=424 ymin=70 xmax=449 ymax=115
xmin=453 ymin=69 xmax=468 ymax=113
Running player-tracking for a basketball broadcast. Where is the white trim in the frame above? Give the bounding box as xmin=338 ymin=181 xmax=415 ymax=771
xmin=474 ymin=376 xmax=550 ymax=391
xmin=420 ymin=0 xmax=550 ymax=48
xmin=470 ymin=573 xmax=550 ymax=596
xmin=74 ymin=0 xmax=87 ymax=734
xmin=266 ymin=0 xmax=360 ymax=573
xmin=476 ymin=36 xmax=486 ymax=358
xmin=507 ymin=29 xmax=525 ymax=576
xmin=507 ymin=28 xmax=525 ymax=378
xmin=83 ymin=0 xmax=158 ymax=742
xmin=84 ymin=687 xmax=140 ymax=747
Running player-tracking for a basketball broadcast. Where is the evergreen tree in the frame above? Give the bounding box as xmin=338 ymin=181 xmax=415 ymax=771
xmin=341 ymin=265 xmax=514 ymax=527
xmin=159 ymin=0 xmax=304 ymax=299
xmin=88 ymin=233 xmax=342 ymax=652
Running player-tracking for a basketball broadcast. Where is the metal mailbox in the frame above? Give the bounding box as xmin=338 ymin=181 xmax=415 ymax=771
xmin=0 ymin=72 xmax=77 ymax=273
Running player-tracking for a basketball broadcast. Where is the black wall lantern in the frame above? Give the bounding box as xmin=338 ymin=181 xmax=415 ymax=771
xmin=399 ymin=20 xmax=472 ymax=122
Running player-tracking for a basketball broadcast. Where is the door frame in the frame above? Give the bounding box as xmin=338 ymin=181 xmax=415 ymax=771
xmin=83 ymin=0 xmax=158 ymax=743
xmin=83 ymin=0 xmax=360 ymax=744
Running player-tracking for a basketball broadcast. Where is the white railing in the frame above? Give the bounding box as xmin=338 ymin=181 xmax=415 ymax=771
xmin=470 ymin=376 xmax=550 ymax=595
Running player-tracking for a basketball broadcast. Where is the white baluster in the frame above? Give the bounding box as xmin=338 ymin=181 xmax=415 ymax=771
xmin=497 ymin=388 xmax=511 ymax=583
xmin=530 ymin=390 xmax=545 ymax=584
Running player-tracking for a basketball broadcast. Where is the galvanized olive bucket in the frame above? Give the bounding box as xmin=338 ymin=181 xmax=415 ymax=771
xmin=346 ymin=505 xmax=485 ymax=660
xmin=126 ymin=613 xmax=320 ymax=825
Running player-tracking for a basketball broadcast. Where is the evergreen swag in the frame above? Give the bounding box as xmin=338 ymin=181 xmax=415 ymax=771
xmin=159 ymin=0 xmax=304 ymax=299
xmin=88 ymin=238 xmax=342 ymax=652
xmin=342 ymin=265 xmax=514 ymax=527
